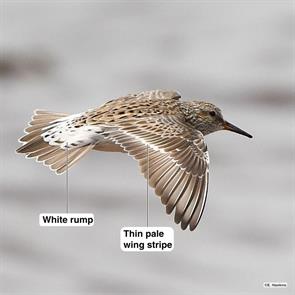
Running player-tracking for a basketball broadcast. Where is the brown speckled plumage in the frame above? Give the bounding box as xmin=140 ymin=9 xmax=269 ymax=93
xmin=16 ymin=90 xmax=252 ymax=231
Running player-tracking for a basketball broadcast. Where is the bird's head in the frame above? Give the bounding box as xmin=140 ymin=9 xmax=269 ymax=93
xmin=188 ymin=101 xmax=252 ymax=138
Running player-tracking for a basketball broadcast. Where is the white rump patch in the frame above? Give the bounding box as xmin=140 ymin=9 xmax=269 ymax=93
xmin=41 ymin=113 xmax=104 ymax=149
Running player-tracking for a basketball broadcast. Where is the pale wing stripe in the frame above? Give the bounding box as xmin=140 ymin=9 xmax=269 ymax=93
xmin=118 ymin=129 xmax=172 ymax=147
xmin=128 ymin=132 xmax=203 ymax=173
xmin=111 ymin=132 xmax=166 ymax=160
xmin=116 ymin=135 xmax=145 ymax=145
xmin=131 ymin=134 xmax=170 ymax=146
xmin=111 ymin=132 xmax=166 ymax=173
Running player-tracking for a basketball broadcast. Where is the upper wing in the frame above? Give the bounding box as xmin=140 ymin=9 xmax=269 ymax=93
xmin=85 ymin=90 xmax=182 ymax=125
xmin=106 ymin=115 xmax=209 ymax=231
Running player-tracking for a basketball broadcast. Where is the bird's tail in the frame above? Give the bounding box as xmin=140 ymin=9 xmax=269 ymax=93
xmin=16 ymin=110 xmax=94 ymax=174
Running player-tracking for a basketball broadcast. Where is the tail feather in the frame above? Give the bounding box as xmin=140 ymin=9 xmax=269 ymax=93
xmin=57 ymin=145 xmax=94 ymax=174
xmin=17 ymin=136 xmax=48 ymax=153
xmin=19 ymin=129 xmax=43 ymax=143
xmin=26 ymin=146 xmax=56 ymax=158
xmin=30 ymin=119 xmax=54 ymax=125
xmin=53 ymin=145 xmax=94 ymax=174
xmin=25 ymin=124 xmax=52 ymax=133
xmin=16 ymin=110 xmax=95 ymax=174
xmin=34 ymin=110 xmax=68 ymax=116
xmin=37 ymin=147 xmax=61 ymax=162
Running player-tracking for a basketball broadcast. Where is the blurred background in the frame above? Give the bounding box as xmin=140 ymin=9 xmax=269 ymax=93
xmin=0 ymin=1 xmax=294 ymax=294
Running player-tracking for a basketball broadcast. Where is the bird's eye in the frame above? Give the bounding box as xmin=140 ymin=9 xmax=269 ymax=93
xmin=209 ymin=111 xmax=216 ymax=117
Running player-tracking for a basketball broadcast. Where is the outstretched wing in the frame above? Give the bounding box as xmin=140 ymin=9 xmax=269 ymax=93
xmin=107 ymin=115 xmax=209 ymax=231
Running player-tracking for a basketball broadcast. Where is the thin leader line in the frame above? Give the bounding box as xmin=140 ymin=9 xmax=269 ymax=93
xmin=66 ymin=144 xmax=69 ymax=213
xmin=146 ymin=144 xmax=149 ymax=227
